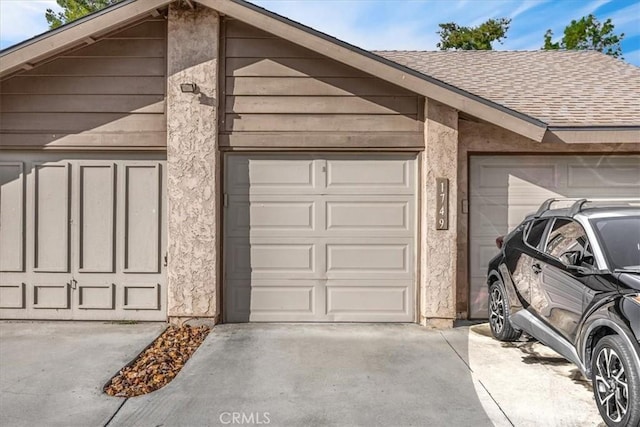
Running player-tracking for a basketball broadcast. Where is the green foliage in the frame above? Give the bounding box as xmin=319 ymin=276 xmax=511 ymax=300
xmin=543 ymin=14 xmax=624 ymax=58
xmin=46 ymin=0 xmax=123 ymax=29
xmin=437 ymin=18 xmax=511 ymax=50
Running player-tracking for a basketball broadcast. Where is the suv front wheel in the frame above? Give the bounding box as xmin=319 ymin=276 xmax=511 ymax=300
xmin=592 ymin=335 xmax=640 ymax=427
xmin=488 ymin=280 xmax=521 ymax=342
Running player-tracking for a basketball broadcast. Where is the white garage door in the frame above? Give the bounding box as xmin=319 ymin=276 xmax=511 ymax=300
xmin=224 ymin=154 xmax=416 ymax=322
xmin=469 ymin=155 xmax=640 ymax=318
xmin=0 ymin=152 xmax=167 ymax=320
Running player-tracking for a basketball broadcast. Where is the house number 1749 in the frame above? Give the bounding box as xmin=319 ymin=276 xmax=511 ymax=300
xmin=436 ymin=178 xmax=449 ymax=230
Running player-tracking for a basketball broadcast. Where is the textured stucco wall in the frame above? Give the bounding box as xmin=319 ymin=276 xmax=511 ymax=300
xmin=454 ymin=119 xmax=640 ymax=317
xmin=420 ymin=99 xmax=459 ymax=328
xmin=166 ymin=5 xmax=220 ymax=322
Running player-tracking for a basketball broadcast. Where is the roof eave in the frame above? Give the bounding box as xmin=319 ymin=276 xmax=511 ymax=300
xmin=0 ymin=0 xmax=172 ymax=78
xmin=543 ymin=127 xmax=640 ymax=144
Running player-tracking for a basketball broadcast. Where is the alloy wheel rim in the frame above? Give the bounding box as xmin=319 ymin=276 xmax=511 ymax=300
xmin=489 ymin=287 xmax=505 ymax=333
xmin=594 ymin=347 xmax=628 ymax=423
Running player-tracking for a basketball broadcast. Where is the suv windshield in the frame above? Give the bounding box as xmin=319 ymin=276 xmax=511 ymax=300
xmin=590 ymin=216 xmax=640 ymax=271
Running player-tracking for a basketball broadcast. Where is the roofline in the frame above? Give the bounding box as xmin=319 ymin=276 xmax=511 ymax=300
xmin=544 ymin=126 xmax=640 ymax=144
xmin=0 ymin=0 xmax=551 ymax=142
xmin=0 ymin=0 xmax=136 ymax=56
xmin=201 ymin=0 xmax=548 ymax=142
xmin=0 ymin=0 xmax=172 ymax=77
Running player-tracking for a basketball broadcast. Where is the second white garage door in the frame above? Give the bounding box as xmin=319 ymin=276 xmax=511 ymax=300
xmin=469 ymin=155 xmax=640 ymax=318
xmin=224 ymin=154 xmax=416 ymax=322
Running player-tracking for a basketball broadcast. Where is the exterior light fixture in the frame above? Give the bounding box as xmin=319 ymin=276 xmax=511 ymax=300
xmin=180 ymin=83 xmax=198 ymax=93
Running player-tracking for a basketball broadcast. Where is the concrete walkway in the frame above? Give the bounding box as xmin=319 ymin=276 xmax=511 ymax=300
xmin=0 ymin=322 xmax=165 ymax=427
xmin=0 ymin=322 xmax=603 ymax=427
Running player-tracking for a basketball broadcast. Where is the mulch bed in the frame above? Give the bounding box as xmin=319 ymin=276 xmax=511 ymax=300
xmin=104 ymin=325 xmax=210 ymax=397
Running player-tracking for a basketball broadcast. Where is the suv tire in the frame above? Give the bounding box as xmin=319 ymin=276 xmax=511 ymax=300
xmin=592 ymin=335 xmax=640 ymax=427
xmin=488 ymin=280 xmax=522 ymax=342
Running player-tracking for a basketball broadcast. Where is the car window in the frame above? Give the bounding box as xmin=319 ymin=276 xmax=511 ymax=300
xmin=544 ymin=219 xmax=592 ymax=264
xmin=525 ymin=219 xmax=549 ymax=249
xmin=591 ymin=216 xmax=640 ymax=270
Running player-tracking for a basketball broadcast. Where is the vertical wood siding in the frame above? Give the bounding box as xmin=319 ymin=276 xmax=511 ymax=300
xmin=222 ymin=20 xmax=423 ymax=148
xmin=0 ymin=18 xmax=167 ymax=150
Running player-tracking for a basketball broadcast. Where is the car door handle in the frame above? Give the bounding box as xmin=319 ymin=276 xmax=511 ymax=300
xmin=532 ymin=263 xmax=542 ymax=274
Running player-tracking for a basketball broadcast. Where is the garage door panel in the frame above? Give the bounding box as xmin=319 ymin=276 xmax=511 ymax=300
xmin=227 ymin=282 xmax=251 ymax=321
xmin=224 ymin=154 xmax=416 ymax=322
xmin=0 ymin=283 xmax=25 ymax=309
xmin=251 ymin=243 xmax=316 ymax=273
xmin=123 ymin=164 xmax=161 ymax=273
xmin=326 ymin=242 xmax=410 ymax=277
xmin=225 ymin=156 xmax=251 ymax=193
xmin=326 ymin=280 xmax=413 ymax=321
xmin=326 ymin=157 xmax=413 ymax=194
xmin=251 ymin=159 xmax=315 ymax=189
xmin=251 ymin=200 xmax=315 ymax=231
xmin=33 ymin=283 xmax=70 ymax=309
xmin=77 ymin=283 xmax=115 ymax=310
xmin=326 ymin=287 xmax=407 ymax=316
xmin=469 ymin=155 xmax=640 ymax=319
xmin=326 ymin=198 xmax=411 ymax=233
xmin=226 ymin=238 xmax=322 ymax=279
xmin=251 ymin=285 xmax=315 ymax=313
xmin=568 ymin=162 xmax=640 ymax=188
xmin=0 ymin=162 xmax=24 ymax=272
xmin=123 ymin=283 xmax=161 ymax=310
xmin=472 ymin=163 xmax=560 ymax=191
xmin=231 ymin=198 xmax=317 ymax=234
xmin=78 ymin=164 xmax=115 ymax=272
xmin=33 ymin=163 xmax=70 ymax=272
xmin=226 ymin=279 xmax=323 ymax=322
xmin=225 ymin=239 xmax=251 ymax=278
xmin=226 ymin=155 xmax=320 ymax=194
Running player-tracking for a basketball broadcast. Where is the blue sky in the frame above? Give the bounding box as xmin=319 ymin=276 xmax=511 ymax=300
xmin=1 ymin=0 xmax=638 ymax=65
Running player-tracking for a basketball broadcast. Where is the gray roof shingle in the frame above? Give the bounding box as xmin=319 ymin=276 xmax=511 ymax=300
xmin=374 ymin=50 xmax=640 ymax=127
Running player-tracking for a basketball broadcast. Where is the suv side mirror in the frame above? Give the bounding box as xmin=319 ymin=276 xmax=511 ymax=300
xmin=560 ymin=250 xmax=581 ymax=266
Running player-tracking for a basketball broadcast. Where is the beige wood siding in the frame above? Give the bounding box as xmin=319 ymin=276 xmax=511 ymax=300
xmin=222 ymin=20 xmax=423 ymax=148
xmin=0 ymin=18 xmax=167 ymax=150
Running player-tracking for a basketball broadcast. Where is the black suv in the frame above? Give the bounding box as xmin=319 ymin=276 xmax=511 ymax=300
xmin=487 ymin=198 xmax=640 ymax=427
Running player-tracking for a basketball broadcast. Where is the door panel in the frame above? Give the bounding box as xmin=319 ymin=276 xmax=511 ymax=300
xmin=123 ymin=164 xmax=161 ymax=273
xmin=532 ymin=262 xmax=584 ymax=341
xmin=0 ymin=162 xmax=24 ymax=272
xmin=78 ymin=163 xmax=115 ymax=272
xmin=33 ymin=163 xmax=70 ymax=272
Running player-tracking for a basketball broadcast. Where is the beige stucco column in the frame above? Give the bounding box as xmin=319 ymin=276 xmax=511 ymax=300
xmin=420 ymin=98 xmax=459 ymax=328
xmin=166 ymin=4 xmax=220 ymax=323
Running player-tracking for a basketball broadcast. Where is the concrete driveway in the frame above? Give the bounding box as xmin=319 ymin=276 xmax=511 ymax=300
xmin=0 ymin=321 xmax=165 ymax=427
xmin=1 ymin=322 xmax=603 ymax=427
